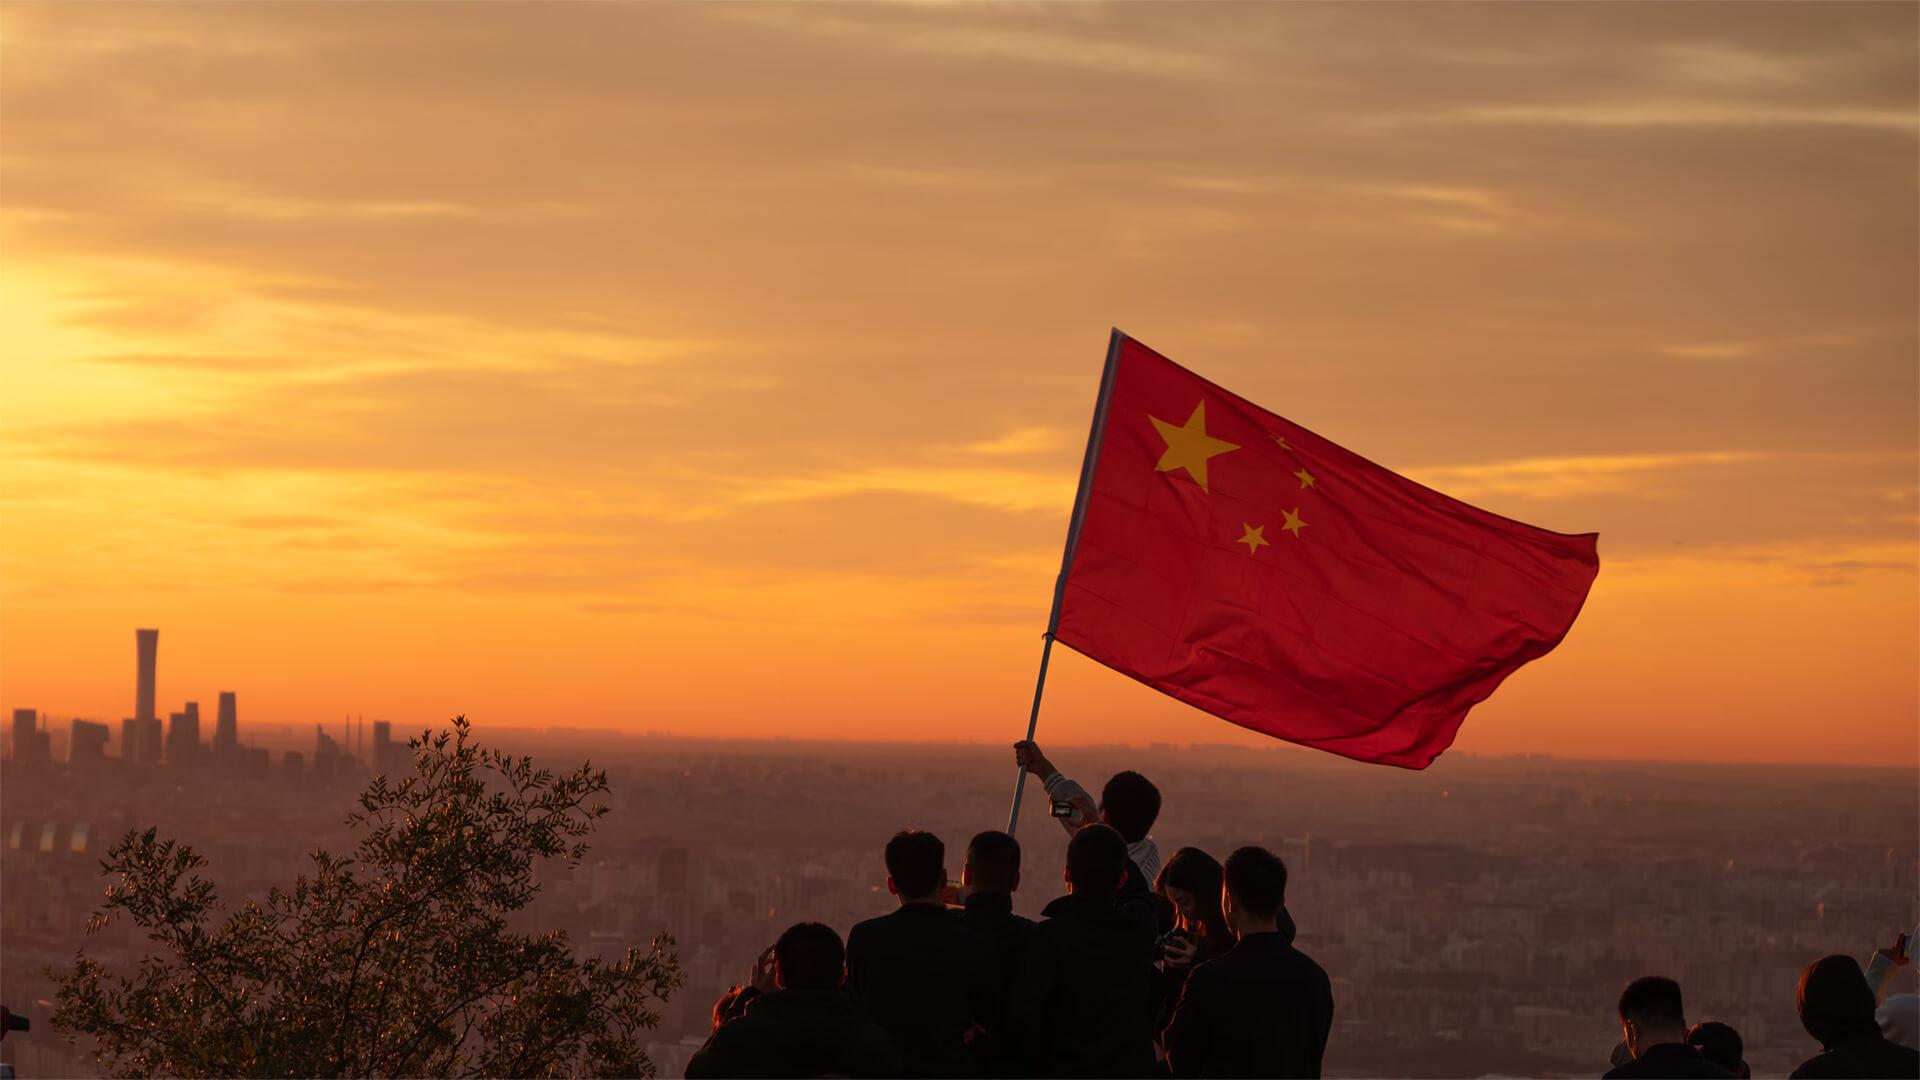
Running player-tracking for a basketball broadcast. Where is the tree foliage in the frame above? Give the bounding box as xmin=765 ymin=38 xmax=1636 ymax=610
xmin=50 ymin=717 xmax=682 ymax=1078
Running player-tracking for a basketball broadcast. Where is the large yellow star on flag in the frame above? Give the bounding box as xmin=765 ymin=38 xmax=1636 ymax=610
xmin=1149 ymin=401 xmax=1239 ymax=492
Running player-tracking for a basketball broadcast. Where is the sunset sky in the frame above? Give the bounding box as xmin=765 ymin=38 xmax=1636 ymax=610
xmin=2 ymin=3 xmax=1914 ymax=766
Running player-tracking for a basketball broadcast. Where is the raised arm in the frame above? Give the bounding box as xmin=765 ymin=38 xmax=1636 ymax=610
xmin=1014 ymin=741 xmax=1097 ymax=835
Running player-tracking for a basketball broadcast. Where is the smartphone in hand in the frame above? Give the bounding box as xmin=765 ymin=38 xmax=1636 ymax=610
xmin=942 ymin=880 xmax=964 ymax=907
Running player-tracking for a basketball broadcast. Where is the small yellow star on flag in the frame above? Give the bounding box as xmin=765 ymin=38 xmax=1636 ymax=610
xmin=1272 ymin=434 xmax=1290 ymax=451
xmin=1295 ymin=467 xmax=1316 ymax=490
xmin=1238 ymin=523 xmax=1268 ymax=555
xmin=1149 ymin=401 xmax=1239 ymax=492
xmin=1281 ymin=508 xmax=1308 ymax=538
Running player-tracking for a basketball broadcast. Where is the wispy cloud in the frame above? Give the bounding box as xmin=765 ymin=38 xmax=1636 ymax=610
xmin=964 ymin=427 xmax=1061 ymax=456
xmin=724 ymin=465 xmax=1071 ymax=516
xmin=707 ymin=5 xmax=1230 ymax=82
xmin=1409 ymin=451 xmax=1768 ymax=499
xmin=1452 ymin=103 xmax=1917 ymax=132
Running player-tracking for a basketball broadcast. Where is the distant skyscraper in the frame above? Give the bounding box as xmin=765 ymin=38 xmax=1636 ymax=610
xmin=121 ymin=718 xmax=138 ymax=762
xmin=11 ymin=709 xmax=49 ymax=765
xmin=71 ymin=720 xmax=110 ymax=766
xmin=315 ymin=724 xmax=341 ymax=779
xmin=138 ymin=717 xmax=163 ymax=763
xmin=214 ymin=692 xmax=238 ymax=756
xmin=135 ymin=629 xmax=158 ymax=725
xmin=372 ymin=720 xmax=395 ymax=773
xmin=167 ymin=709 xmax=200 ymax=764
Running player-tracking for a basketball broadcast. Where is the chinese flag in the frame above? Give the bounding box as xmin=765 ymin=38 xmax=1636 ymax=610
xmin=1051 ymin=332 xmax=1599 ymax=769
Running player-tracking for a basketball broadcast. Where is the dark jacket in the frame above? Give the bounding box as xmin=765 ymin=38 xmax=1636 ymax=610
xmin=956 ymin=892 xmax=1038 ymax=1076
xmin=1790 ymin=954 xmax=1920 ymax=1079
xmin=956 ymin=890 xmax=1038 ymax=990
xmin=685 ymin=987 xmax=901 ymax=1079
xmin=1603 ymin=1044 xmax=1735 ymax=1079
xmin=1008 ymin=892 xmax=1158 ymax=1078
xmin=845 ymin=902 xmax=997 ymax=1078
xmin=1161 ymin=926 xmax=1334 ymax=1078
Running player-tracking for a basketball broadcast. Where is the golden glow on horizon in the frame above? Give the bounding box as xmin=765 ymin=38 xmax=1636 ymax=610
xmin=1 ymin=3 xmax=1914 ymax=766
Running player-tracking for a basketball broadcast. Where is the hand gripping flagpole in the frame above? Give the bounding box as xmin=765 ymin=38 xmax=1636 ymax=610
xmin=1008 ymin=328 xmax=1125 ymax=834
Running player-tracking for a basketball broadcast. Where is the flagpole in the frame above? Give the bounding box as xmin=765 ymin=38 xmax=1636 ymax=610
xmin=1008 ymin=327 xmax=1126 ymax=834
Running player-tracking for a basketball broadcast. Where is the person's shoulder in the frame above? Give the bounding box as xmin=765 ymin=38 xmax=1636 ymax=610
xmin=939 ymin=911 xmax=992 ymax=942
xmin=1183 ymin=946 xmax=1245 ymax=990
xmin=1286 ymin=944 xmax=1332 ymax=985
xmin=848 ymin=911 xmax=894 ymax=941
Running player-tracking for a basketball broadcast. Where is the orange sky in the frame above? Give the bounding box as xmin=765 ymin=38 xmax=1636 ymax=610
xmin=2 ymin=3 xmax=1914 ymax=767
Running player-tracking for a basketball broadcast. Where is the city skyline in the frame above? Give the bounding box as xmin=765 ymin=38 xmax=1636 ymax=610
xmin=4 ymin=726 xmax=1913 ymax=1078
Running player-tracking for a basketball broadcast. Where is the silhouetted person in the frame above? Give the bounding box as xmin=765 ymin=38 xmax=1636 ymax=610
xmin=1153 ymin=848 xmax=1236 ymax=1060
xmin=1603 ymin=976 xmax=1732 ymax=1078
xmin=687 ymin=922 xmax=900 ymax=1079
xmin=1015 ymin=741 xmax=1162 ymax=928
xmin=957 ymin=829 xmax=1037 ymax=1076
xmin=1007 ymin=823 xmax=1158 ymax=1077
xmin=1790 ymin=954 xmax=1920 ymax=1078
xmin=1688 ymin=1022 xmax=1750 ymax=1079
xmin=1161 ymin=846 xmax=1333 ymax=1078
xmin=845 ymin=829 xmax=996 ymax=1078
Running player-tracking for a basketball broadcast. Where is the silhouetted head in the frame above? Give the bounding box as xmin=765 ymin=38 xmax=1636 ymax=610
xmin=963 ymin=830 xmax=1021 ymax=896
xmin=1099 ymin=770 xmax=1161 ymax=843
xmin=1157 ymin=847 xmax=1229 ymax=944
xmin=1064 ymin=822 xmax=1128 ymax=899
xmin=1688 ymin=1021 xmax=1748 ymax=1078
xmin=884 ymin=830 xmax=945 ymax=903
xmin=1221 ymin=846 xmax=1288 ymax=935
xmin=1618 ymin=976 xmax=1687 ymax=1056
xmin=1797 ymin=954 xmax=1880 ymax=1049
xmin=773 ymin=922 xmax=845 ymax=991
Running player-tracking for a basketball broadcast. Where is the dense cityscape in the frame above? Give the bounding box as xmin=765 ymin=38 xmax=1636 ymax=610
xmin=1 ymin=631 xmax=1915 ymax=1078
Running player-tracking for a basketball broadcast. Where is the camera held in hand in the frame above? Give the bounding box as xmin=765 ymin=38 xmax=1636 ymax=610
xmin=1152 ymin=927 xmax=1190 ymax=960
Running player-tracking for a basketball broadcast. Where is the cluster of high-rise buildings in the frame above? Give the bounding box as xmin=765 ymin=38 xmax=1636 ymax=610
xmin=5 ymin=628 xmax=408 ymax=780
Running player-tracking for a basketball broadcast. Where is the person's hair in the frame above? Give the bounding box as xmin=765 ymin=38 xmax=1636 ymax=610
xmin=965 ymin=830 xmax=1021 ymax=893
xmin=1687 ymin=1021 xmax=1744 ymax=1075
xmin=884 ymin=829 xmax=945 ymax=899
xmin=1066 ymin=823 xmax=1129 ymax=898
xmin=1618 ymin=976 xmax=1686 ymax=1028
xmin=1797 ymin=954 xmax=1878 ymax=1046
xmin=1222 ymin=846 xmax=1289 ymax=921
xmin=712 ymin=985 xmax=746 ymax=1032
xmin=773 ymin=922 xmax=845 ymax=991
xmin=1157 ymin=847 xmax=1231 ymax=947
xmin=1100 ymin=770 xmax=1161 ymax=843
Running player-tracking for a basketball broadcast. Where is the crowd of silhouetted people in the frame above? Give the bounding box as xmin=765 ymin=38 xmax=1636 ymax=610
xmin=684 ymin=742 xmax=1920 ymax=1078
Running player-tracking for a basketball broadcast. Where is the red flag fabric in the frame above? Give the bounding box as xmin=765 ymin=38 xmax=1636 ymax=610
xmin=1052 ymin=333 xmax=1599 ymax=769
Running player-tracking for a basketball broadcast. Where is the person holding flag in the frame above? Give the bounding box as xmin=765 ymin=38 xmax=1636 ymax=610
xmin=1012 ymin=740 xmax=1163 ymax=890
